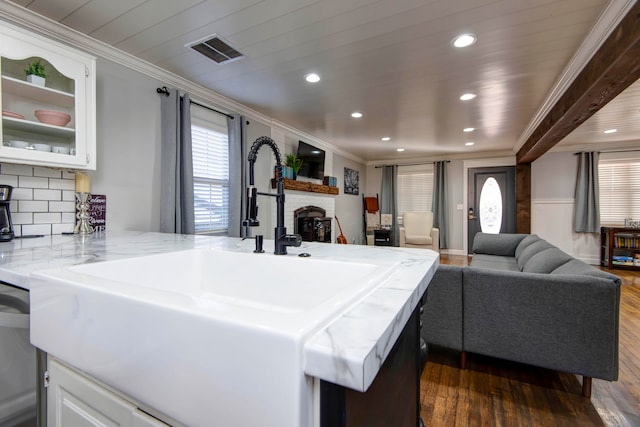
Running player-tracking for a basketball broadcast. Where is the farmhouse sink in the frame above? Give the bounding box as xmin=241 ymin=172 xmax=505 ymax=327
xmin=64 ymin=248 xmax=392 ymax=313
xmin=29 ymin=246 xmax=400 ymax=427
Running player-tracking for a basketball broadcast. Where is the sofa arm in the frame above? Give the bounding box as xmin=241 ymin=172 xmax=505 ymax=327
xmin=399 ymin=227 xmax=406 ymax=246
xmin=430 ymin=227 xmax=440 ymax=251
xmin=463 ymin=268 xmax=620 ymax=381
xmin=421 ymin=264 xmax=463 ymax=350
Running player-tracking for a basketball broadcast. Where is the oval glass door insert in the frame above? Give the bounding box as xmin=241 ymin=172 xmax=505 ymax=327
xmin=479 ymin=177 xmax=502 ymax=234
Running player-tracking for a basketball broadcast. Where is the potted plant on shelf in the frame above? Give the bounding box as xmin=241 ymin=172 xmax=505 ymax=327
xmin=285 ymin=153 xmax=303 ymax=180
xmin=24 ymin=59 xmax=47 ymax=86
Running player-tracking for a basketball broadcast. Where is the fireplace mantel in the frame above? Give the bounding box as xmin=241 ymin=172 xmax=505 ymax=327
xmin=270 ymin=178 xmax=339 ymax=195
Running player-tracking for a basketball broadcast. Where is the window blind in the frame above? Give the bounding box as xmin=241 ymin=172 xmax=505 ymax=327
xmin=191 ymin=120 xmax=229 ymax=233
xmin=599 ymin=159 xmax=640 ymax=226
xmin=397 ymin=165 xmax=434 ymax=218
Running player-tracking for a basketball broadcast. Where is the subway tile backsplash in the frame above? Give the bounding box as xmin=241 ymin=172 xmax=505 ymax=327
xmin=0 ymin=163 xmax=76 ymax=236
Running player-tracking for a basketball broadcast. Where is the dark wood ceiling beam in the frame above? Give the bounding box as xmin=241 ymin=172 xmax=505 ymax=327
xmin=516 ymin=2 xmax=640 ymax=164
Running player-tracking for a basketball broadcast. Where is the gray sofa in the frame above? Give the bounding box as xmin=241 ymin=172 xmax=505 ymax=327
xmin=422 ymin=233 xmax=621 ymax=397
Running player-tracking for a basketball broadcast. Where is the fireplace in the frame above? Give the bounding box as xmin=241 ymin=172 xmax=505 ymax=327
xmin=294 ymin=206 xmax=332 ymax=243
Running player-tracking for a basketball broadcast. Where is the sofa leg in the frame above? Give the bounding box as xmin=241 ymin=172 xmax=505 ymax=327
xmin=460 ymin=351 xmax=466 ymax=370
xmin=582 ymin=376 xmax=592 ymax=398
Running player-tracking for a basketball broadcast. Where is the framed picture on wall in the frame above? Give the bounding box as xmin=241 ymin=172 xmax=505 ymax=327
xmin=344 ymin=167 xmax=359 ymax=195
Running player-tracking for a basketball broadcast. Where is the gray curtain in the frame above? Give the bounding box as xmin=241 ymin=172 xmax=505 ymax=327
xmin=227 ymin=114 xmax=247 ymax=238
xmin=574 ymin=152 xmax=600 ymax=233
xmin=381 ymin=165 xmax=399 ymax=246
xmin=432 ymin=161 xmax=449 ymax=248
xmin=159 ymin=89 xmax=195 ymax=234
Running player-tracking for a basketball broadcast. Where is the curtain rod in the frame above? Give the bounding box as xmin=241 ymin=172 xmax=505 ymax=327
xmin=156 ymin=86 xmax=234 ymax=120
xmin=374 ymin=160 xmax=450 ymax=168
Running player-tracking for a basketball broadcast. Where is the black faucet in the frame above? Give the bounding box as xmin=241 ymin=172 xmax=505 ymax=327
xmin=243 ymin=136 xmax=302 ymax=255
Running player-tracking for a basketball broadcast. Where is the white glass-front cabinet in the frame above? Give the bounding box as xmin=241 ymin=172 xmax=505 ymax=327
xmin=0 ymin=23 xmax=96 ymax=169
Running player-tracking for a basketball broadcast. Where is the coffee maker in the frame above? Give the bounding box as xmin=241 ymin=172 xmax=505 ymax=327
xmin=0 ymin=185 xmax=15 ymax=242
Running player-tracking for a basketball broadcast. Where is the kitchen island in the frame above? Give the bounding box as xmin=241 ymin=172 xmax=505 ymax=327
xmin=0 ymin=231 xmax=438 ymax=427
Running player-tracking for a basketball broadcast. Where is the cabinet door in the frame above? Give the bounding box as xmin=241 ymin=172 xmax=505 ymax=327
xmin=47 ymin=359 xmax=169 ymax=427
xmin=0 ymin=22 xmax=96 ymax=169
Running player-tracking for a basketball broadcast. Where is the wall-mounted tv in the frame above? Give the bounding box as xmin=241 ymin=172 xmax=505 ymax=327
xmin=297 ymin=141 xmax=325 ymax=180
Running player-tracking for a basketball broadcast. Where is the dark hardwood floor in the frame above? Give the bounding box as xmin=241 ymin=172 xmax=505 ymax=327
xmin=419 ymin=254 xmax=640 ymax=426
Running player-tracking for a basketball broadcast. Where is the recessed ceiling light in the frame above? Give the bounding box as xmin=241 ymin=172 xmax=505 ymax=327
xmin=351 ymin=112 xmax=363 ymax=118
xmin=305 ymin=73 xmax=320 ymax=83
xmin=604 ymin=129 xmax=618 ymax=134
xmin=465 ymin=142 xmax=475 ymax=146
xmin=460 ymin=93 xmax=477 ymax=101
xmin=452 ymin=33 xmax=477 ymax=48
xmin=396 ymin=148 xmax=405 ymax=152
xmin=463 ymin=127 xmax=475 ymax=132
xmin=381 ymin=137 xmax=391 ymax=141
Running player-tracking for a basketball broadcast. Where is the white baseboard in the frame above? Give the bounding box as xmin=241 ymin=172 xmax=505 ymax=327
xmin=576 ymin=255 xmax=601 ymax=266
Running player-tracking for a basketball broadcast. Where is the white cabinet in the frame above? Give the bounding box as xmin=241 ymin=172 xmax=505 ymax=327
xmin=47 ymin=359 xmax=170 ymax=427
xmin=0 ymin=22 xmax=96 ymax=169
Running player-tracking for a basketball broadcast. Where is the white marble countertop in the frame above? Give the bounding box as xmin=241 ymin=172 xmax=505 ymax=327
xmin=0 ymin=231 xmax=214 ymax=289
xmin=2 ymin=231 xmax=437 ymax=396
xmin=301 ymin=243 xmax=438 ymax=391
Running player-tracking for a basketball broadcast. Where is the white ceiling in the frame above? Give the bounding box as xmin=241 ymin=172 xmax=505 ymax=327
xmin=7 ymin=0 xmax=640 ymax=161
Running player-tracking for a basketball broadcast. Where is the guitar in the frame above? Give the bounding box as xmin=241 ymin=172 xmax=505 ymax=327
xmin=335 ymin=216 xmax=348 ymax=244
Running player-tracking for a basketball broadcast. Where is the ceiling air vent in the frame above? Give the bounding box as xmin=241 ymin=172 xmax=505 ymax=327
xmin=187 ymin=34 xmax=245 ymax=64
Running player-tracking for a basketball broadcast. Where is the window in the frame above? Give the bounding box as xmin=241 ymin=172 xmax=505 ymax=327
xmin=599 ymin=154 xmax=640 ymax=226
xmin=191 ymin=106 xmax=229 ymax=233
xmin=397 ymin=164 xmax=433 ymax=221
xmin=478 ymin=177 xmax=502 ymax=234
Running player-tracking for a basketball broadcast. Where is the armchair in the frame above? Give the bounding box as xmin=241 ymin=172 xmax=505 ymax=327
xmin=399 ymin=211 xmax=439 ymax=252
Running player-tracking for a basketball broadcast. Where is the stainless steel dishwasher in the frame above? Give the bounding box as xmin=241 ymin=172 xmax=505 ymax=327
xmin=0 ymin=281 xmax=45 ymax=427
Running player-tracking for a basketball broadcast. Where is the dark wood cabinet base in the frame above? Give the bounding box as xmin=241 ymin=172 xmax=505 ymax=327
xmin=320 ymin=307 xmax=421 ymax=427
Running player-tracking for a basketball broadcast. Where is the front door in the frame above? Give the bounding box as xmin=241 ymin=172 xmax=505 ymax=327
xmin=468 ymin=166 xmax=516 ymax=254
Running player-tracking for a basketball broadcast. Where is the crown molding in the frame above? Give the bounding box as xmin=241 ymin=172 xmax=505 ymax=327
xmin=0 ymin=1 xmax=357 ymax=162
xmin=514 ymin=0 xmax=637 ymax=152
xmin=549 ymin=139 xmax=640 ymax=154
xmin=0 ymin=2 xmax=270 ymax=121
xmin=366 ymin=149 xmax=516 ymax=167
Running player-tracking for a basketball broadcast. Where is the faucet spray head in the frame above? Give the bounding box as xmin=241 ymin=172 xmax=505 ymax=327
xmin=243 ymin=186 xmax=260 ymax=227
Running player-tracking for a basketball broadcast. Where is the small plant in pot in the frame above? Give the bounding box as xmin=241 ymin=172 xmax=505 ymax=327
xmin=285 ymin=153 xmax=303 ymax=180
xmin=24 ymin=59 xmax=47 ymax=86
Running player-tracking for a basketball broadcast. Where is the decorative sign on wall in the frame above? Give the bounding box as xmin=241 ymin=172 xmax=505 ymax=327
xmin=344 ymin=167 xmax=359 ymax=195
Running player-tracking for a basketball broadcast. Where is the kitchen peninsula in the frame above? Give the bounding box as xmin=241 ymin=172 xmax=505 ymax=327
xmin=0 ymin=231 xmax=438 ymax=427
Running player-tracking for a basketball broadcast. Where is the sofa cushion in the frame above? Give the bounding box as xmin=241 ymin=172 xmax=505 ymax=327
xmin=516 ymin=240 xmax=554 ymax=270
xmin=515 ymin=234 xmax=541 ymax=259
xmin=472 ymin=233 xmax=528 ymax=256
xmin=405 ymin=235 xmax=433 ymax=245
xmin=470 ymin=254 xmax=520 ymax=271
xmin=522 ymin=247 xmax=574 ymax=273
xmin=551 ymin=259 xmax=621 ymax=283
xmin=403 ymin=211 xmax=433 ymax=233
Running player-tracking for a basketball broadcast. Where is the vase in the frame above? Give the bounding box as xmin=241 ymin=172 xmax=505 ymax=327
xmin=27 ymin=74 xmax=45 ymax=86
xmin=283 ymin=166 xmax=296 ymax=179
